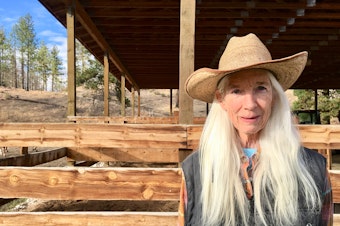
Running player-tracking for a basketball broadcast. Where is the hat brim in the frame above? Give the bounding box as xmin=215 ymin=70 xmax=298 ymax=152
xmin=185 ymin=51 xmax=308 ymax=103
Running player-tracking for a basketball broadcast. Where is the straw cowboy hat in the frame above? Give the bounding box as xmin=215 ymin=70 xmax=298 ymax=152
xmin=185 ymin=33 xmax=308 ymax=103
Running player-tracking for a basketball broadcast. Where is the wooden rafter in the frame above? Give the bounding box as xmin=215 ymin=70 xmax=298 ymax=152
xmin=72 ymin=0 xmax=139 ymax=91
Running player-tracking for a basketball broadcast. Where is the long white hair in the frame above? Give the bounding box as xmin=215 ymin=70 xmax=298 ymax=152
xmin=199 ymin=73 xmax=321 ymax=226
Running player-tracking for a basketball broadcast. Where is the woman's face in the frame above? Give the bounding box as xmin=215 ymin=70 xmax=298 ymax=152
xmin=218 ymin=69 xmax=274 ymax=138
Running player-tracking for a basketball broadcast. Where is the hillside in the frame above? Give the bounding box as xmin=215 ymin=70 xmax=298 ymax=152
xmin=0 ymin=86 xmax=209 ymax=122
xmin=0 ymin=86 xmax=206 ymax=213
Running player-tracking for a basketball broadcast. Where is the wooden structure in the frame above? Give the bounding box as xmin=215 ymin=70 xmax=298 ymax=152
xmin=2 ymin=0 xmax=339 ymax=225
xmin=0 ymin=123 xmax=339 ymax=225
xmin=38 ymin=0 xmax=340 ymax=121
xmin=38 ymin=0 xmax=340 ymax=90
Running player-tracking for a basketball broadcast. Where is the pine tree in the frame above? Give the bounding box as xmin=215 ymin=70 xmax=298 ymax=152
xmin=12 ymin=14 xmax=37 ymax=91
xmin=35 ymin=41 xmax=50 ymax=91
xmin=0 ymin=28 xmax=11 ymax=86
xmin=293 ymin=89 xmax=340 ymax=124
xmin=50 ymin=46 xmax=64 ymax=92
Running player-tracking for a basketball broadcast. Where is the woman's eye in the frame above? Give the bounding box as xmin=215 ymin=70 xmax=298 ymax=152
xmin=257 ymin=86 xmax=267 ymax=91
xmin=231 ymin=89 xmax=241 ymax=94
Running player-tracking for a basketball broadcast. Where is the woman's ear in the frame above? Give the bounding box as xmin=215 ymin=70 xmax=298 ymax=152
xmin=215 ymin=90 xmax=223 ymax=102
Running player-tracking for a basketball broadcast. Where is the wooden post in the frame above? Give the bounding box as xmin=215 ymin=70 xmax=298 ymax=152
xmin=179 ymin=0 xmax=195 ymax=124
xmin=67 ymin=5 xmax=76 ymax=116
xmin=20 ymin=147 xmax=29 ymax=155
xmin=104 ymin=52 xmax=109 ymax=116
xmin=170 ymin=89 xmax=173 ymax=116
xmin=314 ymin=89 xmax=318 ymax=111
xmin=121 ymin=73 xmax=126 ymax=116
xmin=132 ymin=87 xmax=135 ymax=117
xmin=138 ymin=90 xmax=141 ymax=117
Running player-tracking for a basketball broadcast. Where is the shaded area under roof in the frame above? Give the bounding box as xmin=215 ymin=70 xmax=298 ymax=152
xmin=39 ymin=0 xmax=340 ymax=92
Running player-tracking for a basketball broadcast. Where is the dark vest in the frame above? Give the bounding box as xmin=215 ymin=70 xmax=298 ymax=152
xmin=181 ymin=148 xmax=327 ymax=226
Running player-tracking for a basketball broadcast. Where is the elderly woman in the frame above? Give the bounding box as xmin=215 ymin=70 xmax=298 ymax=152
xmin=178 ymin=33 xmax=332 ymax=226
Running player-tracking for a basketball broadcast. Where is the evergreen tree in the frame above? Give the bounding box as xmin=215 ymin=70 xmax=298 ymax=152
xmin=12 ymin=14 xmax=37 ymax=91
xmin=292 ymin=89 xmax=315 ymax=110
xmin=76 ymin=40 xmax=92 ymax=77
xmin=0 ymin=28 xmax=11 ymax=86
xmin=50 ymin=45 xmax=64 ymax=92
xmin=9 ymin=29 xmax=19 ymax=88
xmin=35 ymin=41 xmax=50 ymax=91
xmin=293 ymin=89 xmax=340 ymax=124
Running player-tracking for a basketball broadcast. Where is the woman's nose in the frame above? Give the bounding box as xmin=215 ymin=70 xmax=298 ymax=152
xmin=243 ymin=93 xmax=257 ymax=109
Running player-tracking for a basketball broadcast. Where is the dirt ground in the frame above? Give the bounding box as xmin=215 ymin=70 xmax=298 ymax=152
xmin=0 ymin=86 xmax=200 ymax=213
xmin=0 ymin=87 xmax=339 ymax=213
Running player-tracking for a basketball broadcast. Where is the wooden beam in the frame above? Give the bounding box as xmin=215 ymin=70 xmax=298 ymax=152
xmin=73 ymin=0 xmax=139 ymax=91
xmin=178 ymin=0 xmax=195 ymax=124
xmin=1 ymin=124 xmax=339 ymax=149
xmin=0 ymin=167 xmax=182 ymax=200
xmin=330 ymin=170 xmax=340 ymax=203
xmin=0 ymin=212 xmax=177 ymax=226
xmin=0 ymin=123 xmax=187 ymax=148
xmin=187 ymin=125 xmax=340 ymax=150
xmin=138 ymin=90 xmax=141 ymax=116
xmin=120 ymin=74 xmax=126 ymax=116
xmin=0 ymin=167 xmax=338 ymax=202
xmin=67 ymin=5 xmax=76 ymax=116
xmin=131 ymin=87 xmax=135 ymax=117
xmin=0 ymin=211 xmax=339 ymax=226
xmin=66 ymin=147 xmax=179 ymax=163
xmin=103 ymin=52 xmax=109 ymax=116
xmin=67 ymin=116 xmax=179 ymax=124
xmin=335 ymin=214 xmax=340 ymax=225
xmin=297 ymin=125 xmax=340 ymax=149
xmin=170 ymin=89 xmax=173 ymax=116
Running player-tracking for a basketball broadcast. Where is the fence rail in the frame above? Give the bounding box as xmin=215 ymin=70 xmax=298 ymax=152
xmin=0 ymin=123 xmax=339 ymax=225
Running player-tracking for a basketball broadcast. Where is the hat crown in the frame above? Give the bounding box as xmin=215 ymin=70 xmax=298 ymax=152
xmin=218 ymin=33 xmax=272 ymax=70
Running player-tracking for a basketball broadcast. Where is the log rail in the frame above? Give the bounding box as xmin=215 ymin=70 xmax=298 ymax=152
xmin=0 ymin=123 xmax=339 ymax=226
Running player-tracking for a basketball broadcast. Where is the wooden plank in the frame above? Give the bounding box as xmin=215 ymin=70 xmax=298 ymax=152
xmin=187 ymin=125 xmax=340 ymax=150
xmin=186 ymin=125 xmax=202 ymax=150
xmin=0 ymin=167 xmax=182 ymax=200
xmin=1 ymin=167 xmax=335 ymax=202
xmin=178 ymin=0 xmax=194 ymax=124
xmin=330 ymin=170 xmax=340 ymax=203
xmin=67 ymin=116 xmax=179 ymax=124
xmin=67 ymin=116 xmax=205 ymax=124
xmin=335 ymin=214 xmax=340 ymax=226
xmin=124 ymin=117 xmax=178 ymax=124
xmin=67 ymin=5 xmax=76 ymax=116
xmin=0 ymin=123 xmax=187 ymax=148
xmin=121 ymin=73 xmax=126 ymax=116
xmin=0 ymin=148 xmax=67 ymax=166
xmin=103 ymin=53 xmax=109 ymax=116
xmin=193 ymin=117 xmax=206 ymax=124
xmin=68 ymin=116 xmax=125 ymax=124
xmin=298 ymin=125 xmax=340 ymax=149
xmin=0 ymin=212 xmax=178 ymax=226
xmin=0 ymin=212 xmax=337 ymax=226
xmin=66 ymin=147 xmax=179 ymax=163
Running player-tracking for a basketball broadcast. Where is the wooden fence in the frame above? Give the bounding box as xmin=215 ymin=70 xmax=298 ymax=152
xmin=0 ymin=123 xmax=339 ymax=225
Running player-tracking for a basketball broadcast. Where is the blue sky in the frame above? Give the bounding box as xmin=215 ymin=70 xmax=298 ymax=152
xmin=0 ymin=0 xmax=67 ymax=68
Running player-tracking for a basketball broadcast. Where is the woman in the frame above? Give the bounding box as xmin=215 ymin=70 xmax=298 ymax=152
xmin=178 ymin=33 xmax=332 ymax=226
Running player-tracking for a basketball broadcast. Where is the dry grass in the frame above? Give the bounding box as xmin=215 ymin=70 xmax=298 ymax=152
xmin=0 ymin=86 xmax=209 ymax=122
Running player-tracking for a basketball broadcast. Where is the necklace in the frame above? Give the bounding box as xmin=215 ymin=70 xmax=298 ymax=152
xmin=240 ymin=148 xmax=260 ymax=199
